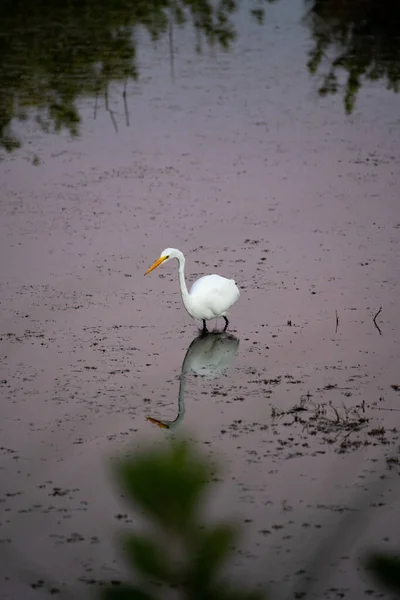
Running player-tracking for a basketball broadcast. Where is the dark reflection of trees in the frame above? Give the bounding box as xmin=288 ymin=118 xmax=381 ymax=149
xmin=0 ymin=0 xmax=269 ymax=153
xmin=3 ymin=0 xmax=396 ymax=153
xmin=306 ymin=0 xmax=400 ymax=114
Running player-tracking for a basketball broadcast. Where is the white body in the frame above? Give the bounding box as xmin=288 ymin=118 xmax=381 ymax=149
xmin=146 ymin=248 xmax=240 ymax=325
xmin=187 ymin=273 xmax=240 ymax=321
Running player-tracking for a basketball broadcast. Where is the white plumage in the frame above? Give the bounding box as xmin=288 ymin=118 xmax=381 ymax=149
xmin=145 ymin=248 xmax=240 ymax=332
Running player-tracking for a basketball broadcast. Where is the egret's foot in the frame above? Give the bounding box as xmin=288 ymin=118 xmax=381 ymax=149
xmin=223 ymin=316 xmax=229 ymax=332
xmin=201 ymin=319 xmax=209 ymax=335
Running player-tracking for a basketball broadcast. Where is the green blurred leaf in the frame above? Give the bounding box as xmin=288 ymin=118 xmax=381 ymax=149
xmin=101 ymin=584 xmax=156 ymax=600
xmin=116 ymin=440 xmax=215 ymax=532
xmin=364 ymin=552 xmax=400 ymax=593
xmin=123 ymin=534 xmax=173 ymax=582
xmin=105 ymin=437 xmax=271 ymax=600
xmin=192 ymin=523 xmax=238 ymax=583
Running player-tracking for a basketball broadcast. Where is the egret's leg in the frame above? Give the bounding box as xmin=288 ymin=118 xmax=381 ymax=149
xmin=202 ymin=319 xmax=208 ymax=333
xmin=223 ymin=316 xmax=229 ymax=331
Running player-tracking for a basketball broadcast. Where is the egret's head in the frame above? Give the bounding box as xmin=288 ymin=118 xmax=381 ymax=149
xmin=144 ymin=248 xmax=179 ymax=275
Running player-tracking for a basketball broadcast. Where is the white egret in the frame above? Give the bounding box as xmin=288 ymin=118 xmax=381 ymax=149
xmin=145 ymin=248 xmax=240 ymax=333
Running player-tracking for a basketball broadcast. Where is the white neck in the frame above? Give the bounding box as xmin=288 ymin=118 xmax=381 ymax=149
xmin=161 ymin=372 xmax=187 ymax=431
xmin=175 ymin=252 xmax=191 ymax=312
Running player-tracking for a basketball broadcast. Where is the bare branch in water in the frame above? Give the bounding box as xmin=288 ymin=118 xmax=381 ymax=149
xmin=373 ymin=306 xmax=382 ymax=335
xmin=105 ymin=84 xmax=118 ymax=133
xmin=123 ymin=79 xmax=130 ymax=127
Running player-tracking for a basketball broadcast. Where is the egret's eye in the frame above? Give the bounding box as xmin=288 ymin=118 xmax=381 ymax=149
xmin=166 ymin=255 xmax=169 ymax=259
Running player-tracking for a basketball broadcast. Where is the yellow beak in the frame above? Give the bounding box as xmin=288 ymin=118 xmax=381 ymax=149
xmin=146 ymin=417 xmax=170 ymax=429
xmin=145 ymin=255 xmax=168 ymax=275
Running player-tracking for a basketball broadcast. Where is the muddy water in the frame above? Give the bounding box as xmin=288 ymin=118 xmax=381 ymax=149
xmin=1 ymin=1 xmax=400 ymax=599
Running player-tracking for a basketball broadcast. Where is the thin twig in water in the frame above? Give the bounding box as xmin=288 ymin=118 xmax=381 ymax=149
xmin=331 ymin=404 xmax=340 ymax=424
xmin=335 ymin=309 xmax=339 ymax=333
xmin=169 ymin=10 xmax=175 ymax=82
xmin=123 ymin=78 xmax=130 ymax=127
xmin=93 ymin=90 xmax=99 ymax=120
xmin=105 ymin=85 xmax=118 ymax=133
xmin=373 ymin=306 xmax=382 ymax=335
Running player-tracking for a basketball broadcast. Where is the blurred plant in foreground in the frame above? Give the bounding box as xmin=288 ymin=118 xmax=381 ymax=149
xmin=364 ymin=551 xmax=400 ymax=596
xmin=102 ymin=439 xmax=266 ymax=600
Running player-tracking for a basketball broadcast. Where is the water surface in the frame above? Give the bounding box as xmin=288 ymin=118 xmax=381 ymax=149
xmin=1 ymin=1 xmax=400 ymax=599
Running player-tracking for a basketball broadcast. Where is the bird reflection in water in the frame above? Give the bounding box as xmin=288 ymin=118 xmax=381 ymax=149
xmin=146 ymin=331 xmax=240 ymax=430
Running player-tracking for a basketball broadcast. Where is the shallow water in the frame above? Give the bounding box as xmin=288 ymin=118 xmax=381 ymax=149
xmin=1 ymin=1 xmax=400 ymax=599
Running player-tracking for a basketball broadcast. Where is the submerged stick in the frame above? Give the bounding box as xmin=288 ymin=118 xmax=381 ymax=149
xmin=123 ymin=78 xmax=130 ymax=127
xmin=168 ymin=11 xmax=175 ymax=82
xmin=105 ymin=85 xmax=118 ymax=133
xmin=373 ymin=306 xmax=382 ymax=335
